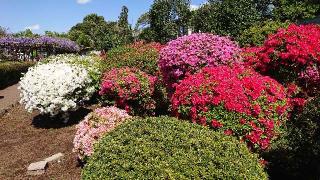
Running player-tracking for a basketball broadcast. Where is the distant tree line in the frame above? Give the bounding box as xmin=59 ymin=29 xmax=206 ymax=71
xmin=1 ymin=0 xmax=319 ymax=50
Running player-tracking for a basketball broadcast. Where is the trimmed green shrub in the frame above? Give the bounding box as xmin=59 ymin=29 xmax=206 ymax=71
xmin=264 ymin=96 xmax=320 ymax=179
xmin=82 ymin=116 xmax=268 ymax=179
xmin=105 ymin=42 xmax=163 ymax=75
xmin=238 ymin=20 xmax=290 ymax=47
xmin=0 ymin=61 xmax=35 ymax=89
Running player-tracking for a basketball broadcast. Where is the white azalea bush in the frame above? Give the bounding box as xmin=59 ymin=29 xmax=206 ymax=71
xmin=44 ymin=54 xmax=104 ymax=88
xmin=19 ymin=61 xmax=95 ymax=116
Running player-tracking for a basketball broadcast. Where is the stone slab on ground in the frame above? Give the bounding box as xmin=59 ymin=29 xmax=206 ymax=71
xmin=44 ymin=153 xmax=64 ymax=163
xmin=27 ymin=161 xmax=47 ymax=171
xmin=0 ymin=84 xmax=20 ymax=116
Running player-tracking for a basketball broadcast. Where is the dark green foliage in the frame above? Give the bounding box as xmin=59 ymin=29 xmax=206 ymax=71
xmin=264 ymin=96 xmax=320 ymax=179
xmin=0 ymin=61 xmax=35 ymax=89
xmin=82 ymin=116 xmax=268 ymax=179
xmin=0 ymin=26 xmax=7 ymax=37
xmin=192 ymin=0 xmax=261 ymax=39
xmin=238 ymin=20 xmax=290 ymax=47
xmin=68 ymin=14 xmax=123 ymax=51
xmin=149 ymin=0 xmax=191 ymax=43
xmin=272 ymin=0 xmax=320 ymax=22
xmin=13 ymin=29 xmax=39 ymax=38
xmin=118 ymin=6 xmax=133 ymax=44
xmin=105 ymin=45 xmax=159 ymax=75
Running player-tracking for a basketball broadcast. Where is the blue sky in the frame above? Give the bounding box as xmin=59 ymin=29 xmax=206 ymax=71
xmin=0 ymin=0 xmax=207 ymax=34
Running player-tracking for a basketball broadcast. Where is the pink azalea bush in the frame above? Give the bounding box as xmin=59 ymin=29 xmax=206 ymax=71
xmin=99 ymin=67 xmax=157 ymax=116
xmin=73 ymin=106 xmax=131 ymax=160
xmin=158 ymin=33 xmax=242 ymax=92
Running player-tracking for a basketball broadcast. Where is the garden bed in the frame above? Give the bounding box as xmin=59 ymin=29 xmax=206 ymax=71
xmin=0 ymin=104 xmax=90 ymax=179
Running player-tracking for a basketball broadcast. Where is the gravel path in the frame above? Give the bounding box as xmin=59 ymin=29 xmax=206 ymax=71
xmin=0 ymin=84 xmax=20 ymax=116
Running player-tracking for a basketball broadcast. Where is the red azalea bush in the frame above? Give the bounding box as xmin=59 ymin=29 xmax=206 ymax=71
xmin=158 ymin=33 xmax=242 ymax=93
xmin=171 ymin=65 xmax=291 ymax=150
xmin=243 ymin=24 xmax=320 ymax=95
xmin=99 ymin=67 xmax=157 ymax=116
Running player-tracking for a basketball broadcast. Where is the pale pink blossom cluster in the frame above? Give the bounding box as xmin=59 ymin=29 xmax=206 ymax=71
xmin=73 ymin=106 xmax=131 ymax=160
xmin=158 ymin=33 xmax=242 ymax=91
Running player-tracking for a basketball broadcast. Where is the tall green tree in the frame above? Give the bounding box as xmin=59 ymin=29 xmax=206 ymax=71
xmin=118 ymin=6 xmax=133 ymax=44
xmin=272 ymin=0 xmax=320 ymax=22
xmin=68 ymin=13 xmax=122 ymax=50
xmin=192 ymin=0 xmax=261 ymax=39
xmin=149 ymin=0 xmax=191 ymax=43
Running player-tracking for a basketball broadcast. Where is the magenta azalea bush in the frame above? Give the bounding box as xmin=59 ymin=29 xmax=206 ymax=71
xmin=158 ymin=33 xmax=242 ymax=92
xmin=99 ymin=67 xmax=157 ymax=116
xmin=73 ymin=106 xmax=131 ymax=160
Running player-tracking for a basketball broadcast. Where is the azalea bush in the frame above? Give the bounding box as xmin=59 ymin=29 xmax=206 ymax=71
xmin=73 ymin=106 xmax=131 ymax=160
xmin=99 ymin=67 xmax=157 ymax=116
xmin=19 ymin=61 xmax=95 ymax=116
xmin=105 ymin=41 xmax=164 ymax=75
xmin=82 ymin=117 xmax=268 ymax=179
xmin=44 ymin=54 xmax=104 ymax=89
xmin=243 ymin=24 xmax=320 ymax=95
xmin=158 ymin=33 xmax=241 ymax=92
xmin=172 ymin=65 xmax=291 ymax=150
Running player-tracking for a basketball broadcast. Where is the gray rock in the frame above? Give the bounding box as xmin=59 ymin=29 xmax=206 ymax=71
xmin=27 ymin=161 xmax=47 ymax=172
xmin=44 ymin=153 xmax=64 ymax=163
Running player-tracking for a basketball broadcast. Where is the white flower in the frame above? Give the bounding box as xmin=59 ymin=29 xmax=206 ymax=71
xmin=19 ymin=61 xmax=94 ymax=116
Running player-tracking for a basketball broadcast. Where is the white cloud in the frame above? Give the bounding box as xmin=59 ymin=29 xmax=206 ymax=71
xmin=25 ymin=24 xmax=40 ymax=30
xmin=77 ymin=0 xmax=92 ymax=4
xmin=190 ymin=4 xmax=199 ymax=11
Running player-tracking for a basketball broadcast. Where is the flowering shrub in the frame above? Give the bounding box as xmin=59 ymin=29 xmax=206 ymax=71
xmin=171 ymin=65 xmax=290 ymax=150
xmin=19 ymin=62 xmax=95 ymax=116
xmin=99 ymin=67 xmax=157 ymax=116
xmin=243 ymin=24 xmax=320 ymax=95
xmin=73 ymin=106 xmax=131 ymax=160
xmin=105 ymin=41 xmax=163 ymax=75
xmin=158 ymin=33 xmax=242 ymax=92
xmin=44 ymin=54 xmax=104 ymax=88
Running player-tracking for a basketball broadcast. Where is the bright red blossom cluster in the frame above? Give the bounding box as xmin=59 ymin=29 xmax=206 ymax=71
xmin=243 ymin=24 xmax=320 ymax=95
xmin=172 ymin=65 xmax=291 ymax=150
xmin=99 ymin=67 xmax=157 ymax=116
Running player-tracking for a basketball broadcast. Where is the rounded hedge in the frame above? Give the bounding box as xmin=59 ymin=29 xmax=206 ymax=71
xmin=82 ymin=116 xmax=268 ymax=179
xmin=159 ymin=33 xmax=241 ymax=93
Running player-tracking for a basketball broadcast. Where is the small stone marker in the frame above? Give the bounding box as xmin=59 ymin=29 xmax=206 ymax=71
xmin=44 ymin=153 xmax=64 ymax=163
xmin=27 ymin=153 xmax=64 ymax=175
xmin=27 ymin=161 xmax=47 ymax=175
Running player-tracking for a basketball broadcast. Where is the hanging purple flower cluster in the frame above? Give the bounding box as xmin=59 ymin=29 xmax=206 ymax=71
xmin=0 ymin=36 xmax=80 ymax=52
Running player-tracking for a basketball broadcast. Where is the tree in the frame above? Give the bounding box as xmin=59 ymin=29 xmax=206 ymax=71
xmin=68 ymin=13 xmax=123 ymax=50
xmin=13 ymin=29 xmax=39 ymax=38
xmin=118 ymin=6 xmax=133 ymax=44
xmin=0 ymin=26 xmax=7 ymax=37
xmin=44 ymin=31 xmax=68 ymax=39
xmin=272 ymin=0 xmax=320 ymax=22
xmin=192 ymin=0 xmax=261 ymax=39
xmin=149 ymin=0 xmax=191 ymax=43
